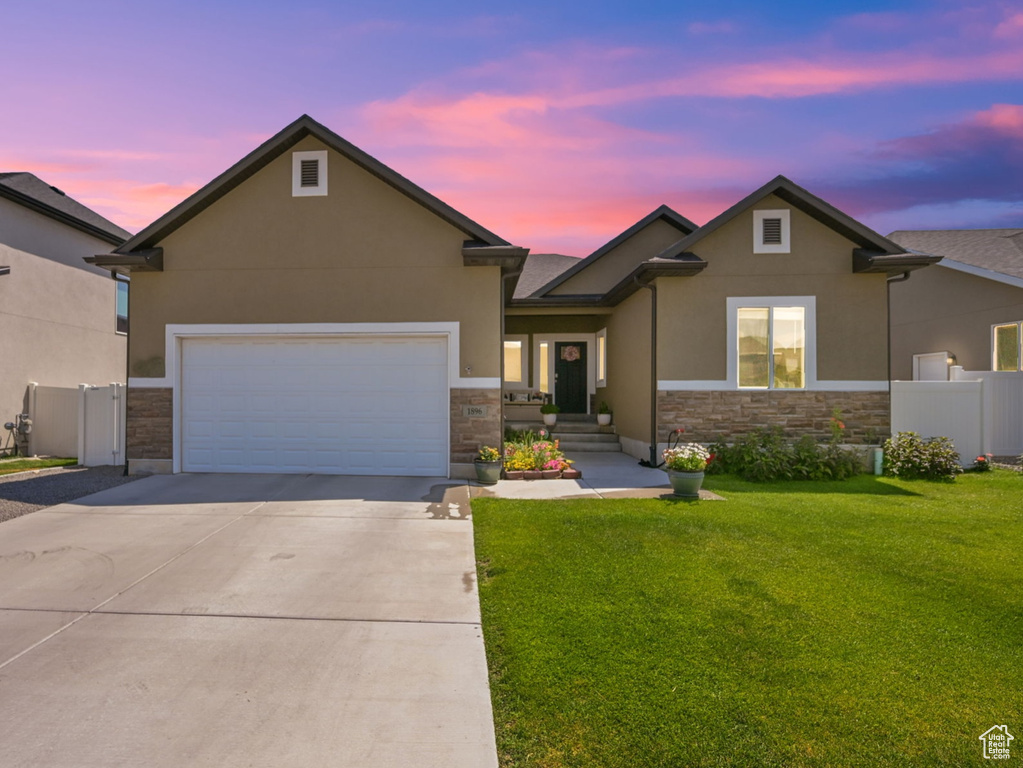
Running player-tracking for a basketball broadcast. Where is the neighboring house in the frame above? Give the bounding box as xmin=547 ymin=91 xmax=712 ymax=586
xmin=89 ymin=115 xmax=935 ymax=477
xmin=887 ymin=229 xmax=1023 ymax=379
xmin=0 ymin=172 xmax=129 ymax=446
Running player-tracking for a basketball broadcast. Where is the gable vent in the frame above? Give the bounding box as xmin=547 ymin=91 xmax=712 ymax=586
xmin=762 ymin=218 xmax=783 ymax=244
xmin=292 ymin=150 xmax=328 ymax=196
xmin=300 ymin=159 xmax=319 ymax=188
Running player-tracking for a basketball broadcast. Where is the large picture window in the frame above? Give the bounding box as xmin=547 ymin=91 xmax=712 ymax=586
xmin=737 ymin=306 xmax=805 ymax=388
xmin=993 ymin=322 xmax=1022 ymax=372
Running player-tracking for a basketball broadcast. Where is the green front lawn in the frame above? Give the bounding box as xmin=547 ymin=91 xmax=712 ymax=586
xmin=0 ymin=456 xmax=77 ymax=475
xmin=473 ymin=472 xmax=1022 ymax=767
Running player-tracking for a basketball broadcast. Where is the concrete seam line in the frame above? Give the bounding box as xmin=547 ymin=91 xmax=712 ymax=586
xmin=0 ymin=501 xmax=265 ymax=672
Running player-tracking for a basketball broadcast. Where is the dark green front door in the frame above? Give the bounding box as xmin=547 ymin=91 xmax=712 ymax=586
xmin=555 ymin=342 xmax=587 ymax=413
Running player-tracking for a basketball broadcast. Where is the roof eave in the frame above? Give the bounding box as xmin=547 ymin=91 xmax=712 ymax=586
xmin=602 ymin=257 xmax=708 ymax=305
xmin=852 ymin=249 xmax=942 ymax=275
xmin=462 ymin=242 xmax=530 ymax=303
xmin=85 ymin=248 xmax=164 ymax=276
xmin=510 ymin=256 xmax=708 ymax=307
xmin=0 ymin=184 xmax=126 ymax=246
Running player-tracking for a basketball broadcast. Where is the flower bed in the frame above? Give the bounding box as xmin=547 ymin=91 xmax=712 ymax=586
xmin=501 ymin=429 xmax=579 ymax=480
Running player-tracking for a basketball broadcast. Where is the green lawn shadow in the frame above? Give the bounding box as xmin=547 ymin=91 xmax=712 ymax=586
xmin=703 ymin=474 xmax=924 ymax=497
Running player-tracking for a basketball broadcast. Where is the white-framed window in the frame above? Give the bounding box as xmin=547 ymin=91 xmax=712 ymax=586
xmin=596 ymin=328 xmax=607 ymax=387
xmin=115 ymin=279 xmax=128 ymax=334
xmin=538 ymin=341 xmax=550 ymax=392
xmin=727 ymin=296 xmax=815 ymax=389
xmin=503 ymin=335 xmax=528 ymax=384
xmin=753 ymin=209 xmax=790 ymax=254
xmin=292 ymin=150 xmax=328 ymax=196
xmin=993 ymin=321 xmax=1022 ymax=371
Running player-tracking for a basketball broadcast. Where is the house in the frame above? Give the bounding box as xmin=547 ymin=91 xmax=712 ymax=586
xmin=0 ymin=172 xmax=129 ymax=450
xmin=887 ymin=229 xmax=1023 ymax=379
xmin=89 ymin=115 xmax=935 ymax=477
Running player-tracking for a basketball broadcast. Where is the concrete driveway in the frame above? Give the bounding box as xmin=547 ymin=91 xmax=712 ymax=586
xmin=0 ymin=473 xmax=497 ymax=768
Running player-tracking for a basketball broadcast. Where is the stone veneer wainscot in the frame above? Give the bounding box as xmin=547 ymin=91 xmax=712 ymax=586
xmin=657 ymin=389 xmax=890 ymax=445
xmin=126 ymin=387 xmax=173 ymax=460
xmin=450 ymin=388 xmax=502 ymax=465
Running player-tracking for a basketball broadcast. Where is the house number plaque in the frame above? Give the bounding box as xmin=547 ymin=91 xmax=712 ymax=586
xmin=461 ymin=405 xmax=489 ymax=418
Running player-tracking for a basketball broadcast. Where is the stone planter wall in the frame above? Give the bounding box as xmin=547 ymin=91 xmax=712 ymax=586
xmin=657 ymin=389 xmax=890 ymax=445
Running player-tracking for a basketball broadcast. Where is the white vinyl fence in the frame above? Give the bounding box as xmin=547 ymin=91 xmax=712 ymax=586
xmin=28 ymin=382 xmax=126 ymax=466
xmin=27 ymin=384 xmax=78 ymax=457
xmin=891 ymin=368 xmax=1023 ymax=463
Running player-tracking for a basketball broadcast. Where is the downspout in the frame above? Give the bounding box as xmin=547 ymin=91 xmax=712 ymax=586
xmin=113 ymin=272 xmax=130 ymax=476
xmin=637 ymin=277 xmax=659 ymax=466
xmin=885 ymin=271 xmax=911 ymax=436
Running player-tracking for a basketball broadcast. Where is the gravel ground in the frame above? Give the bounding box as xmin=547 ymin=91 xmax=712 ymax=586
xmin=0 ymin=465 xmax=142 ymax=524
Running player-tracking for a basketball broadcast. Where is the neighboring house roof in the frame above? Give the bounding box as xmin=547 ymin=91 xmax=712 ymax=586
xmin=887 ymin=229 xmax=1023 ymax=287
xmin=0 ymin=172 xmax=129 ymax=245
xmin=532 ymin=205 xmax=698 ymax=298
xmin=514 ymin=253 xmax=580 ymax=299
xmin=657 ymin=175 xmax=937 ymax=274
xmin=109 ymin=114 xmax=511 ymax=257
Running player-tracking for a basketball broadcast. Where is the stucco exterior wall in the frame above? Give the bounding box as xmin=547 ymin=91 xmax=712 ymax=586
xmin=0 ymin=197 xmax=114 ymax=277
xmin=0 ymin=242 xmax=126 ymax=431
xmin=656 ymin=194 xmax=889 ymax=383
xmin=129 ymin=135 xmax=501 ymax=382
xmin=890 ymin=265 xmax=1023 ymax=379
xmin=601 ymin=289 xmax=652 ymax=446
xmin=548 ymin=218 xmax=688 ymax=296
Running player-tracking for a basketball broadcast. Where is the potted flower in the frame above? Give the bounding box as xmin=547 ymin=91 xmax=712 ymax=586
xmin=540 ymin=402 xmax=560 ymax=427
xmin=474 ymin=446 xmax=503 ymax=484
xmin=662 ymin=442 xmax=710 ymax=498
xmin=597 ymin=401 xmax=612 ymax=427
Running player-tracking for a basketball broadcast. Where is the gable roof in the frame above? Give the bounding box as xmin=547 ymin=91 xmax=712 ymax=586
xmin=514 ymin=253 xmax=580 ymax=299
xmin=654 ymin=175 xmax=936 ymax=275
xmin=531 ymin=205 xmax=698 ymax=297
xmin=0 ymin=172 xmax=129 ymax=245
xmin=887 ymin=229 xmax=1023 ymax=282
xmin=113 ymin=114 xmax=511 ymax=255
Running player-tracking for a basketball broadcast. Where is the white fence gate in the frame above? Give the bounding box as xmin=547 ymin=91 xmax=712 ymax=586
xmin=891 ymin=368 xmax=1023 ymax=463
xmin=27 ymin=385 xmax=78 ymax=457
xmin=28 ymin=382 xmax=126 ymax=466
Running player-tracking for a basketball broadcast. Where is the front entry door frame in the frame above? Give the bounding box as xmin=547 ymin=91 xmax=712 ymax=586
xmin=532 ymin=333 xmax=596 ymax=414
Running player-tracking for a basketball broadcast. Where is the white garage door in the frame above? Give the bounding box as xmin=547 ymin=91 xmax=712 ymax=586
xmin=181 ymin=336 xmax=449 ymax=476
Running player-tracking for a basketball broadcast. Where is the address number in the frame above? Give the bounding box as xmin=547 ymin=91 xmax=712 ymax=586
xmin=461 ymin=405 xmax=489 ymax=418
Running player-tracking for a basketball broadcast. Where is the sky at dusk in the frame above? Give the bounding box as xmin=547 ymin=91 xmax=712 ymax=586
xmin=2 ymin=0 xmax=1021 ymax=255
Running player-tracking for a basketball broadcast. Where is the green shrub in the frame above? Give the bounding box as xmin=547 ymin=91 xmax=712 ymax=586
xmin=882 ymin=431 xmax=962 ymax=481
xmin=708 ymin=427 xmax=862 ymax=482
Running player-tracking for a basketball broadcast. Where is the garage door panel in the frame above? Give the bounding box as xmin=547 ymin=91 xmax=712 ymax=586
xmin=182 ymin=337 xmax=449 ymax=476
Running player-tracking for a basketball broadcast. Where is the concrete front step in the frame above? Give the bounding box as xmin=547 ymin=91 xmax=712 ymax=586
xmin=507 ymin=421 xmax=615 ymax=434
xmin=551 ymin=432 xmax=619 ymax=443
xmin=560 ymin=442 xmax=622 ymax=453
